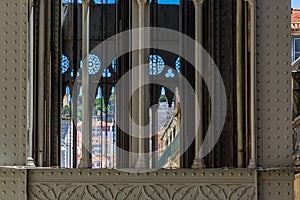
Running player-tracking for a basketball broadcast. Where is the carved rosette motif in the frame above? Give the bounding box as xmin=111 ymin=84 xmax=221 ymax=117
xmin=28 ymin=183 xmax=255 ymax=200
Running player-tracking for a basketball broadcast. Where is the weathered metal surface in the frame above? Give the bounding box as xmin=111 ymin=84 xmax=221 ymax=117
xmin=256 ymin=0 xmax=293 ymax=168
xmin=0 ymin=0 xmax=28 ymax=166
xmin=0 ymin=168 xmax=27 ymax=200
xmin=258 ymin=170 xmax=294 ymax=200
xmin=28 ymin=169 xmax=257 ymax=200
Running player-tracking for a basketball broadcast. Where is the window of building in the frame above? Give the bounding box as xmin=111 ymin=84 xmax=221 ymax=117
xmin=294 ymin=38 xmax=300 ymax=61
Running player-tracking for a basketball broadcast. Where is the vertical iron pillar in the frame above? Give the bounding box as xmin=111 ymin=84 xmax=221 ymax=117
xmin=79 ymin=0 xmax=92 ymax=168
xmin=248 ymin=0 xmax=256 ymax=169
xmin=26 ymin=0 xmax=35 ymax=167
xmin=236 ymin=0 xmax=244 ymax=168
xmin=192 ymin=0 xmax=206 ymax=169
xmin=135 ymin=0 xmax=148 ymax=169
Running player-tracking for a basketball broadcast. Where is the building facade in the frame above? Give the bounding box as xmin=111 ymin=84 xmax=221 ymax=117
xmin=292 ymin=9 xmax=300 ymax=62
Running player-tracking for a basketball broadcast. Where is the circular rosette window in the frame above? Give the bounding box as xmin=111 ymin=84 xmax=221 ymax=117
xmin=80 ymin=54 xmax=101 ymax=75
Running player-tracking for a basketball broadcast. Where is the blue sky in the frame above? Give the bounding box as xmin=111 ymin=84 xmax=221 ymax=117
xmin=63 ymin=0 xmax=180 ymax=4
xmin=153 ymin=0 xmax=180 ymax=4
xmin=292 ymin=0 xmax=300 ymax=8
xmin=65 ymin=0 xmax=298 ymax=6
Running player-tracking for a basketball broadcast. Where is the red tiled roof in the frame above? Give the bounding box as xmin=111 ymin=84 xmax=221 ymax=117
xmin=292 ymin=9 xmax=300 ymax=32
xmin=292 ymin=9 xmax=300 ymax=23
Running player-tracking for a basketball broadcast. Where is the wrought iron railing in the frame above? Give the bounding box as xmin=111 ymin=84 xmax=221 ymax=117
xmin=158 ymin=132 xmax=180 ymax=168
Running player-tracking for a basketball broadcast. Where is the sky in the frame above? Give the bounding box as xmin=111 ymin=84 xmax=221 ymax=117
xmin=292 ymin=0 xmax=300 ymax=8
xmin=63 ymin=0 xmax=180 ymax=4
xmin=154 ymin=0 xmax=180 ymax=4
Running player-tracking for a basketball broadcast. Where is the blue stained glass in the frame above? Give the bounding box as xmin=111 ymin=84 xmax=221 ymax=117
xmin=70 ymin=69 xmax=79 ymax=77
xmin=102 ymin=59 xmax=116 ymax=77
xmin=66 ymin=87 xmax=71 ymax=95
xmin=61 ymin=54 xmax=70 ymax=74
xmin=165 ymin=69 xmax=175 ymax=78
xmin=175 ymin=57 xmax=180 ymax=72
xmin=149 ymin=55 xmax=165 ymax=75
xmin=102 ymin=69 xmax=112 ymax=78
xmin=111 ymin=60 xmax=117 ymax=71
xmin=80 ymin=54 xmax=101 ymax=75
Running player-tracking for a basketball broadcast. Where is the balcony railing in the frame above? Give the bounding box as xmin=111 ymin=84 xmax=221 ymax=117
xmin=158 ymin=132 xmax=180 ymax=168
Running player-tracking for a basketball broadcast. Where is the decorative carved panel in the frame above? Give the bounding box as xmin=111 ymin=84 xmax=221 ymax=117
xmin=29 ymin=183 xmax=255 ymax=200
xmin=28 ymin=169 xmax=256 ymax=200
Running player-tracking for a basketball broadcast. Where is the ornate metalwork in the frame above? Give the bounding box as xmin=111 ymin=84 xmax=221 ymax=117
xmin=175 ymin=57 xmax=180 ymax=73
xmin=80 ymin=54 xmax=101 ymax=75
xmin=28 ymin=169 xmax=257 ymax=200
xmin=29 ymin=183 xmax=255 ymax=200
xmin=61 ymin=55 xmax=70 ymax=74
xmin=149 ymin=55 xmax=165 ymax=75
